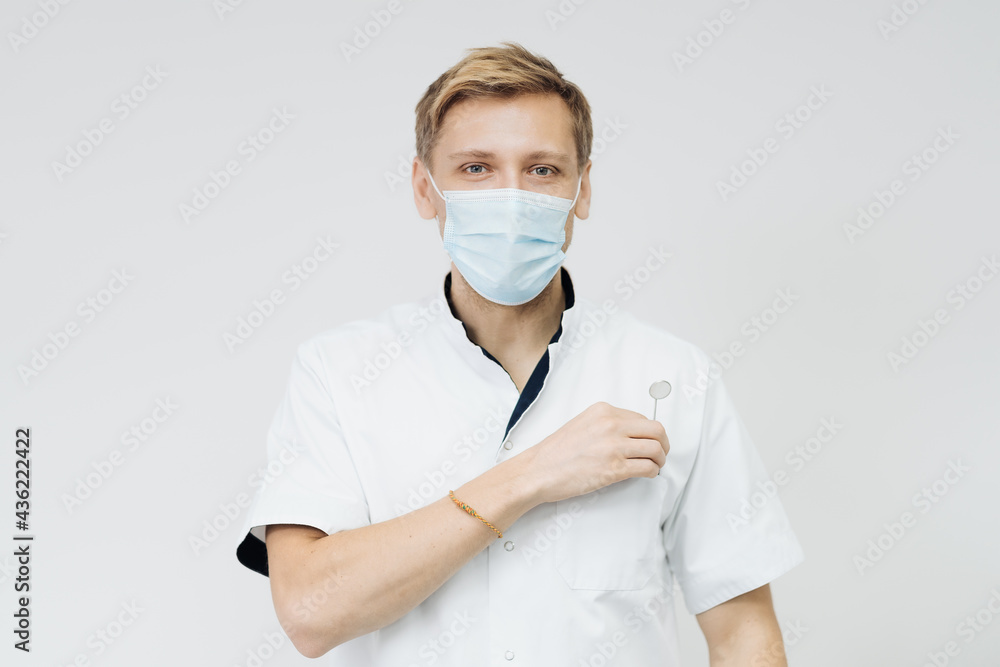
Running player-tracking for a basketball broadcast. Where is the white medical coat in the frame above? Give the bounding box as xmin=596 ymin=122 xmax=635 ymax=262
xmin=236 ymin=267 xmax=804 ymax=665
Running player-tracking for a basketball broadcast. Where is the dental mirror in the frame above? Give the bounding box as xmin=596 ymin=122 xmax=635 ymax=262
xmin=649 ymin=380 xmax=672 ymax=420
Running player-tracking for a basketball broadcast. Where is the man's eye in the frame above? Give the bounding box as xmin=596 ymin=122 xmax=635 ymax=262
xmin=466 ymin=165 xmax=485 ymax=174
xmin=533 ymin=167 xmax=553 ymax=176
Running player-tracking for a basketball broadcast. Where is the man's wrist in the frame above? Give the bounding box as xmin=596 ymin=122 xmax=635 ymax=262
xmin=500 ymin=446 xmax=546 ymax=512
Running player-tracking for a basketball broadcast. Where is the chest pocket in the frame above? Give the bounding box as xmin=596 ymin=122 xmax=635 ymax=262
xmin=553 ymin=477 xmax=665 ymax=590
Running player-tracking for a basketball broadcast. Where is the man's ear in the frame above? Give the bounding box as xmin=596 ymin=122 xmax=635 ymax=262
xmin=573 ymin=159 xmax=593 ymax=220
xmin=412 ymin=157 xmax=439 ymax=221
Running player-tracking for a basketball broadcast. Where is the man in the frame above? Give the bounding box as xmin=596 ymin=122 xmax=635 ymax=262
xmin=236 ymin=41 xmax=804 ymax=665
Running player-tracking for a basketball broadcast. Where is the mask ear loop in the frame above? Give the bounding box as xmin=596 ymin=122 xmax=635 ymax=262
xmin=426 ymin=170 xmax=447 ymax=223
xmin=567 ymin=174 xmax=583 ymax=210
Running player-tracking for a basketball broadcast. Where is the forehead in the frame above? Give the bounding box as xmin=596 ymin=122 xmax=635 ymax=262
xmin=436 ymin=93 xmax=575 ymax=156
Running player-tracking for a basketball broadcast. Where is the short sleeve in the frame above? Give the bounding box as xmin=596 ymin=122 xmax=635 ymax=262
xmin=236 ymin=340 xmax=370 ymax=577
xmin=662 ymin=369 xmax=804 ymax=614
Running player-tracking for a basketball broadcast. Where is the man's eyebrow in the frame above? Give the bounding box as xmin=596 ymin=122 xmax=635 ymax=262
xmin=445 ymin=149 xmax=573 ymax=163
xmin=446 ymin=149 xmax=494 ymax=160
xmin=525 ymin=150 xmax=573 ymax=163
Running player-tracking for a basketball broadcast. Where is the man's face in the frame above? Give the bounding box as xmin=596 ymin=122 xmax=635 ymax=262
xmin=414 ymin=92 xmax=591 ymax=253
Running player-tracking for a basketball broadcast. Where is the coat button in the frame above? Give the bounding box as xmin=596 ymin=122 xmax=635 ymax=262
xmin=504 ymin=540 xmax=514 ymax=551
xmin=503 ymin=440 xmax=513 ymax=450
xmin=505 ymin=650 xmax=515 ymax=660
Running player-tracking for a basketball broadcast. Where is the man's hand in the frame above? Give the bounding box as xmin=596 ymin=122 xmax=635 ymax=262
xmin=523 ymin=401 xmax=670 ymax=504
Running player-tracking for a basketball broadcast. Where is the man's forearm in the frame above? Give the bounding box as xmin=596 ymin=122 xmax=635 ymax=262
xmin=269 ymin=448 xmax=542 ymax=658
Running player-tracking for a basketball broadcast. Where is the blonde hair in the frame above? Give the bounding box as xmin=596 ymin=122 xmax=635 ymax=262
xmin=415 ymin=41 xmax=593 ymax=175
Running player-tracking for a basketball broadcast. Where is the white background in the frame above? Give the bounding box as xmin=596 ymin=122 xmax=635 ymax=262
xmin=1 ymin=0 xmax=998 ymax=665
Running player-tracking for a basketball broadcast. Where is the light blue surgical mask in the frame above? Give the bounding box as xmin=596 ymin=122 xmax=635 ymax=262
xmin=426 ymin=170 xmax=583 ymax=306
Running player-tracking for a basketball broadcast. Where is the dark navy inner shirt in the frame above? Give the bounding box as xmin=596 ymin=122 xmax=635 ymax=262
xmin=444 ymin=266 xmax=575 ymax=441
